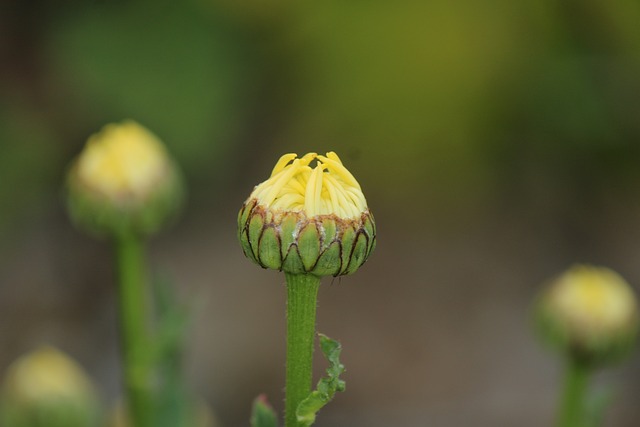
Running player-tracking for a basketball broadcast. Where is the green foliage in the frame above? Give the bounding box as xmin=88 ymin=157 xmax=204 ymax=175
xmin=112 ymin=271 xmax=200 ymax=427
xmin=0 ymin=400 xmax=101 ymax=427
xmin=47 ymin=0 xmax=250 ymax=182
xmin=149 ymin=275 xmax=194 ymax=427
xmin=295 ymin=334 xmax=346 ymax=427
xmin=0 ymin=104 xmax=59 ymax=240
xmin=250 ymin=395 xmax=279 ymax=427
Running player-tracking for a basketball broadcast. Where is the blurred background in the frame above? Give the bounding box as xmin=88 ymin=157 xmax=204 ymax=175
xmin=2 ymin=0 xmax=640 ymax=425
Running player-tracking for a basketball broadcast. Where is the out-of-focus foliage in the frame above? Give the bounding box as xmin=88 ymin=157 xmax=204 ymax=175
xmin=250 ymin=396 xmax=278 ymax=427
xmin=212 ymin=0 xmax=640 ymax=222
xmin=45 ymin=0 xmax=251 ymax=181
xmin=264 ymin=0 xmax=640 ymax=218
xmin=1 ymin=0 xmax=640 ymax=227
xmin=0 ymin=103 xmax=60 ymax=236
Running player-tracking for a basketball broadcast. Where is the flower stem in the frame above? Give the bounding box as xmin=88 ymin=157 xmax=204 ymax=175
xmin=115 ymin=233 xmax=153 ymax=427
xmin=284 ymin=273 xmax=321 ymax=427
xmin=557 ymin=358 xmax=591 ymax=427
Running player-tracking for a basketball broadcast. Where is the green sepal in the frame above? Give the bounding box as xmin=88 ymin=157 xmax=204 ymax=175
xmin=248 ymin=213 xmax=265 ymax=262
xmin=238 ymin=204 xmax=376 ymax=277
xmin=250 ymin=395 xmax=279 ymax=427
xmin=238 ymin=200 xmax=256 ymax=236
xmin=362 ymin=214 xmax=376 ymax=258
xmin=368 ymin=236 xmax=377 ymax=259
xmin=280 ymin=213 xmax=299 ymax=259
xmin=297 ymin=224 xmax=321 ymax=272
xmin=258 ymin=227 xmax=282 ymax=269
xmin=283 ymin=245 xmax=305 ymax=275
xmin=313 ymin=242 xmax=341 ymax=277
xmin=345 ymin=232 xmax=368 ymax=275
xmin=362 ymin=214 xmax=375 ymax=240
xmin=339 ymin=226 xmax=356 ymax=274
xmin=240 ymin=229 xmax=258 ymax=264
xmin=295 ymin=334 xmax=346 ymax=427
xmin=319 ymin=218 xmax=337 ymax=250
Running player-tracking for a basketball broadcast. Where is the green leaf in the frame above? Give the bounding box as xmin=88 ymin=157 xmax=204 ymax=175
xmin=250 ymin=395 xmax=279 ymax=427
xmin=295 ymin=334 xmax=346 ymax=427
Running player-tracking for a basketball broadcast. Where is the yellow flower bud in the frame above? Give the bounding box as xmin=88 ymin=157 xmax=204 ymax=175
xmin=0 ymin=347 xmax=101 ymax=427
xmin=76 ymin=121 xmax=169 ymax=200
xmin=66 ymin=121 xmax=184 ymax=237
xmin=535 ymin=265 xmax=639 ymax=365
xmin=238 ymin=152 xmax=376 ymax=276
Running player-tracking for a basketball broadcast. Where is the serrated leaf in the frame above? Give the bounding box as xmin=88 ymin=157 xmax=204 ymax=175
xmin=295 ymin=334 xmax=346 ymax=427
xmin=251 ymin=395 xmax=279 ymax=427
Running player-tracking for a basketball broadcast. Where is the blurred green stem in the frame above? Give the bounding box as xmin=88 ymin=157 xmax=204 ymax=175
xmin=284 ymin=273 xmax=321 ymax=427
xmin=116 ymin=233 xmax=153 ymax=427
xmin=557 ymin=358 xmax=590 ymax=427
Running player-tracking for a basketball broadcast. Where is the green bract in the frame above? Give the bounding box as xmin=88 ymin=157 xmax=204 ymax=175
xmin=238 ymin=199 xmax=376 ymax=277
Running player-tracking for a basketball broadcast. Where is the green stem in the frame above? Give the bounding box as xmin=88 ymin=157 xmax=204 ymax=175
xmin=284 ymin=273 xmax=321 ymax=427
xmin=557 ymin=358 xmax=591 ymax=427
xmin=115 ymin=233 xmax=153 ymax=427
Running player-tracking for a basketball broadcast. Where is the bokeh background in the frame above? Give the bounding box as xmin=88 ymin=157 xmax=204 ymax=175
xmin=2 ymin=0 xmax=640 ymax=425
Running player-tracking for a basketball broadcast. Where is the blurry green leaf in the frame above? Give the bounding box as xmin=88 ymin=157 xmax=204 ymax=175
xmin=250 ymin=395 xmax=279 ymax=427
xmin=295 ymin=334 xmax=345 ymax=427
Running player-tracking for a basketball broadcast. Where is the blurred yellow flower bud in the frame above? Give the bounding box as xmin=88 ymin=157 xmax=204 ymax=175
xmin=0 ymin=346 xmax=101 ymax=427
xmin=76 ymin=121 xmax=169 ymax=200
xmin=67 ymin=120 xmax=184 ymax=237
xmin=238 ymin=152 xmax=376 ymax=276
xmin=535 ymin=265 xmax=639 ymax=365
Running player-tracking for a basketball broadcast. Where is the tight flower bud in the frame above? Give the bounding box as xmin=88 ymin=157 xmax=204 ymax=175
xmin=535 ymin=265 xmax=639 ymax=365
xmin=66 ymin=121 xmax=184 ymax=237
xmin=238 ymin=152 xmax=376 ymax=276
xmin=0 ymin=347 xmax=101 ymax=427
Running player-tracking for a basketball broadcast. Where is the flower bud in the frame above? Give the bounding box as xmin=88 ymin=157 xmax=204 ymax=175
xmin=66 ymin=120 xmax=184 ymax=237
xmin=0 ymin=346 xmax=101 ymax=427
xmin=238 ymin=152 xmax=376 ymax=277
xmin=535 ymin=265 xmax=639 ymax=365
